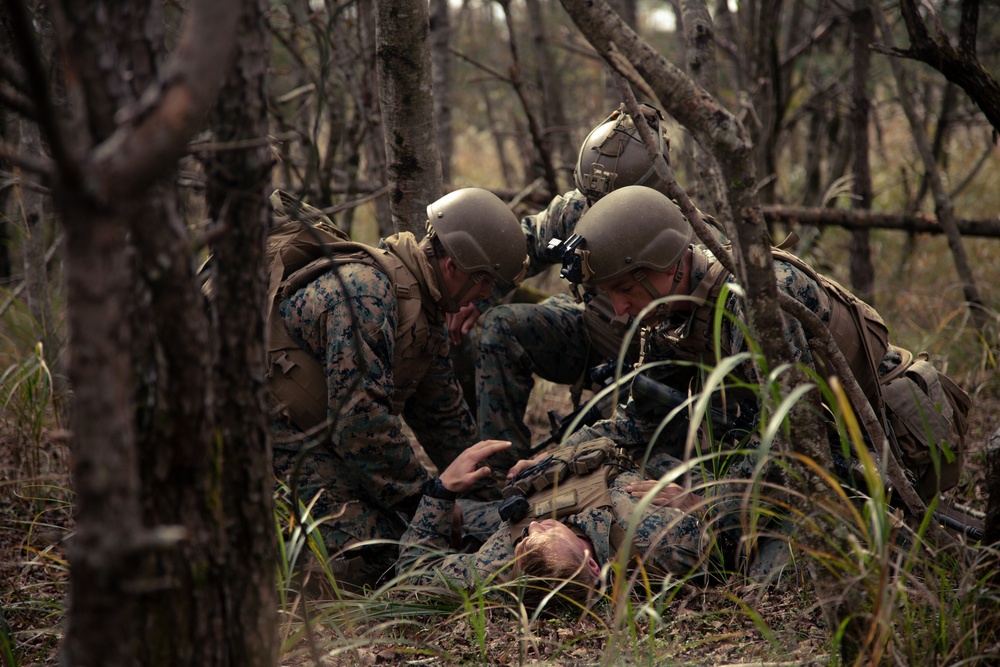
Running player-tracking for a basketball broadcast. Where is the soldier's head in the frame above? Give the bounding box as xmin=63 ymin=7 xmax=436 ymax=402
xmin=425 ymin=188 xmax=529 ymax=313
xmin=564 ymin=186 xmax=694 ymax=323
xmin=574 ymin=103 xmax=671 ymax=205
xmin=512 ymin=518 xmax=601 ymax=610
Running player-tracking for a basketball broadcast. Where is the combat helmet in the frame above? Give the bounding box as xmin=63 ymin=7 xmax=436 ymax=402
xmin=574 ymin=103 xmax=671 ymax=202
xmin=568 ymin=185 xmax=693 ymax=285
xmin=426 ymin=188 xmax=529 ymax=287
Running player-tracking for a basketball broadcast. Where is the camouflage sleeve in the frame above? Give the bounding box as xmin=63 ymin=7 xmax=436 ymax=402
xmin=402 ymin=335 xmax=477 ymax=470
xmin=396 ymin=496 xmax=516 ymax=587
xmin=719 ymin=259 xmax=833 ymax=385
xmin=608 ymin=472 xmax=709 ymax=576
xmin=474 ymin=189 xmax=589 ymax=312
xmin=280 ymin=264 xmax=428 ymax=511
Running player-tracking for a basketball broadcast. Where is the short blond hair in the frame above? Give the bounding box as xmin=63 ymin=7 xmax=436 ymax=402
xmin=512 ymin=532 xmax=601 ymax=611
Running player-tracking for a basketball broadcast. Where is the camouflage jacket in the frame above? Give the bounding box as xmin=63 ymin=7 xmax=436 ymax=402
xmin=396 ymin=470 xmax=706 ymax=588
xmin=563 ymin=245 xmax=902 ymax=522
xmin=274 ymin=233 xmax=476 ymax=511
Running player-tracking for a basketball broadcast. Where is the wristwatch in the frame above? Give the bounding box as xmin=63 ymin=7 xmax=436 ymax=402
xmin=420 ymin=476 xmax=458 ymax=501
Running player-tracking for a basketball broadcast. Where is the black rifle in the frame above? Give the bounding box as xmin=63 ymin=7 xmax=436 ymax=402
xmin=535 ymin=357 xmax=633 ymax=451
xmin=629 ymin=372 xmax=757 ymax=442
xmin=632 ymin=373 xmax=984 ymax=542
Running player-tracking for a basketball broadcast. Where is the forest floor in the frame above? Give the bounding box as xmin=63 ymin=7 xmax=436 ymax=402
xmin=3 ymin=374 xmax=996 ymax=666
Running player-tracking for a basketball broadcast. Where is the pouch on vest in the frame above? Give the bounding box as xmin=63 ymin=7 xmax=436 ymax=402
xmin=503 ymin=438 xmax=631 ymax=523
xmin=881 ymin=356 xmax=971 ymax=497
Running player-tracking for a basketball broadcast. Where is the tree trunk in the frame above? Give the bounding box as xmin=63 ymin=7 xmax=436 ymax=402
xmin=430 ymin=0 xmax=454 ymax=186
xmin=526 ymin=0 xmax=574 ymax=188
xmin=357 ymin=0 xmax=393 ymax=238
xmin=4 ymin=0 xmax=244 ymax=664
xmin=202 ymin=0 xmax=278 ymax=663
xmin=870 ymin=0 xmax=986 ymax=326
xmin=496 ymin=0 xmax=559 ymax=198
xmin=17 ymin=118 xmax=58 ymax=372
xmin=849 ymin=0 xmax=875 ymax=304
xmin=375 ymin=0 xmax=443 ymax=236
xmin=677 ymin=0 xmax=730 ymax=227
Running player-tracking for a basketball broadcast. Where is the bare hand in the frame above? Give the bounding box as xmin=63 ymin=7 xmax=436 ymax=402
xmin=505 ymin=452 xmax=549 ymax=482
xmin=626 ymin=480 xmax=703 ymax=514
xmin=446 ymin=303 xmax=481 ymax=346
xmin=439 ymin=440 xmax=511 ymax=494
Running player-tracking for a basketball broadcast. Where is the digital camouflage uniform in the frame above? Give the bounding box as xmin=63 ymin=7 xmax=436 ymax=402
xmin=475 ymin=189 xmax=594 ymax=467
xmin=272 ymin=232 xmax=476 ymax=571
xmin=562 ymin=243 xmax=903 ymax=568
xmin=396 ymin=469 xmax=709 ymax=589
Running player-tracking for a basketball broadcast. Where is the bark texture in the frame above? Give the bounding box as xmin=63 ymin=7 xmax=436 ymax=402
xmin=375 ymin=0 xmax=442 ymax=235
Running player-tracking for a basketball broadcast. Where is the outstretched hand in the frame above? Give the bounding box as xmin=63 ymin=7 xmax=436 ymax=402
xmin=439 ymin=440 xmax=511 ymax=494
xmin=446 ymin=303 xmax=481 ymax=346
xmin=625 ymin=480 xmax=703 ymax=514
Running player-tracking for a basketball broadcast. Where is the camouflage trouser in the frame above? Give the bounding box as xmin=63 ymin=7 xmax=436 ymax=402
xmin=475 ymin=294 xmax=591 ymax=471
xmin=272 ymin=440 xmax=406 ymax=566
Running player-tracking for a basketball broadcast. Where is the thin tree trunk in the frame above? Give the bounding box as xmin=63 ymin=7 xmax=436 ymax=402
xmin=17 ymin=118 xmax=58 ymax=372
xmin=375 ymin=0 xmax=443 ymax=236
xmin=677 ymin=0 xmax=730 ymax=227
xmin=358 ymin=0 xmax=393 ymax=237
xmin=870 ymin=0 xmax=986 ymax=326
xmin=849 ymin=0 xmax=875 ymax=304
xmin=526 ymin=0 xmax=574 ymax=189
xmin=496 ymin=0 xmax=559 ymax=198
xmin=483 ymin=88 xmax=515 ymax=189
xmin=430 ymin=0 xmax=454 ymax=186
xmin=202 ymin=1 xmax=277 ymax=664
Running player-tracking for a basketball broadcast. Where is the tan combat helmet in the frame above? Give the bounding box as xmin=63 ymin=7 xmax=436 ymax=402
xmin=574 ymin=103 xmax=671 ymax=203
xmin=426 ymin=188 xmax=529 ymax=287
xmin=569 ymin=185 xmax=692 ymax=285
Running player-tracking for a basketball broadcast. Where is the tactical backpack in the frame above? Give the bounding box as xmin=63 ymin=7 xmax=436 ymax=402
xmin=264 ymin=190 xmax=425 ymax=432
xmin=681 ymin=238 xmax=970 ymax=497
xmin=501 ymin=437 xmax=635 ymax=552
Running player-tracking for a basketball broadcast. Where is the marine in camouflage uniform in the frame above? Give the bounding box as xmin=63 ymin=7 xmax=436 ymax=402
xmin=396 ymin=465 xmax=709 ymax=591
xmin=475 ymin=105 xmax=705 ymax=470
xmin=271 ymin=188 xmax=527 ymax=584
xmin=552 ymin=186 xmax=912 ymax=572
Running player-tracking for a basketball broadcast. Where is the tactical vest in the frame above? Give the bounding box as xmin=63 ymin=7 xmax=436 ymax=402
xmin=504 ymin=438 xmax=635 ymax=554
xmin=673 ymin=241 xmax=969 ymax=495
xmin=678 ymin=242 xmax=889 ymax=405
xmin=266 ymin=190 xmax=440 ymax=432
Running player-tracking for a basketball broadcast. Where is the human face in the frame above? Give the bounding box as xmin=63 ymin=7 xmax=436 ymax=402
xmin=442 ymin=257 xmax=496 ymax=306
xmin=522 ymin=519 xmax=591 ymax=563
xmin=597 ymin=268 xmax=678 ymax=320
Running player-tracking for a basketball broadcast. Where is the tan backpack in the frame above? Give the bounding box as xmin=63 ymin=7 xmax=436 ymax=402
xmin=264 ymin=190 xmax=423 ymax=432
xmin=686 ymin=238 xmax=970 ymax=496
